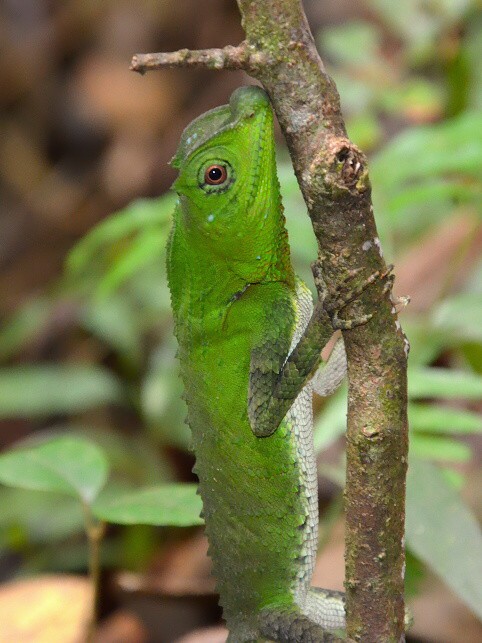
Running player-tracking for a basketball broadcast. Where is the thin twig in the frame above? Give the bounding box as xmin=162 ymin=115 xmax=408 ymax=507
xmin=130 ymin=43 xmax=268 ymax=75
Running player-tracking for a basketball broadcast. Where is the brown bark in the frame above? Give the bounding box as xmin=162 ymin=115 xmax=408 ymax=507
xmin=131 ymin=1 xmax=409 ymax=640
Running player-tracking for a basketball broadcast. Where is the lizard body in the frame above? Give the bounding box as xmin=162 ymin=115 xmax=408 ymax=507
xmin=167 ymin=86 xmax=348 ymax=642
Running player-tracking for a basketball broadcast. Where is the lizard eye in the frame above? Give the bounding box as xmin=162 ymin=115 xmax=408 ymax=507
xmin=198 ymin=160 xmax=234 ymax=193
xmin=205 ymin=165 xmax=227 ymax=185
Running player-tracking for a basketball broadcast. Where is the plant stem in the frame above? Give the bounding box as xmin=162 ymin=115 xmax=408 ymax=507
xmin=82 ymin=502 xmax=106 ymax=643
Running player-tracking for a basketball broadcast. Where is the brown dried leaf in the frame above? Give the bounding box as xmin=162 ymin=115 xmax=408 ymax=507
xmin=0 ymin=575 xmax=91 ymax=643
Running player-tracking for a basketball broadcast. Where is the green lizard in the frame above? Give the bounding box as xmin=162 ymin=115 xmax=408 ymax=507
xmin=166 ymin=86 xmax=382 ymax=642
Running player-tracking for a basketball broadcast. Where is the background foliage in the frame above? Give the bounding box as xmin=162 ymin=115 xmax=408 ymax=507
xmin=0 ymin=0 xmax=481 ymax=641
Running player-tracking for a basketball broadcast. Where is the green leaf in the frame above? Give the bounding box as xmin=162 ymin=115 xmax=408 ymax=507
xmin=368 ymin=0 xmax=473 ymax=55
xmin=378 ymin=77 xmax=444 ymax=117
xmin=409 ymin=403 xmax=482 ymax=434
xmin=319 ymin=21 xmax=381 ymax=66
xmin=400 ymin=320 xmax=447 ymax=368
xmin=314 ymin=386 xmax=347 ymax=452
xmin=0 ymin=487 xmax=85 ymax=544
xmin=66 ymin=196 xmax=175 ymax=277
xmin=93 ymin=484 xmax=203 ymax=526
xmin=440 ymin=467 xmax=466 ymax=490
xmin=80 ymin=296 xmax=143 ymax=363
xmin=372 ymin=111 xmax=482 ymax=188
xmin=405 ymin=550 xmax=426 ymax=598
xmin=408 ymin=367 xmax=482 ymax=400
xmin=371 ymin=111 xmax=482 ymax=238
xmin=346 ymin=113 xmax=382 ymax=150
xmin=385 ymin=179 xmax=480 ymax=219
xmin=0 ymin=436 xmax=109 ymax=504
xmin=406 ymin=457 xmax=482 ymax=620
xmin=96 ymin=227 xmax=168 ymax=296
xmin=0 ymin=298 xmax=51 ymax=362
xmin=433 ymin=293 xmax=482 ymax=343
xmin=410 ymin=434 xmax=472 ymax=463
xmin=0 ymin=365 xmax=123 ymax=418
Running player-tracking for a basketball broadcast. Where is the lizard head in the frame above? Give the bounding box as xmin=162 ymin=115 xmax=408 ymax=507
xmin=171 ymin=86 xmax=292 ymax=284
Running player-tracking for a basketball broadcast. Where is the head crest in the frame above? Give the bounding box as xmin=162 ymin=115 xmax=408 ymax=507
xmin=171 ymin=86 xmax=271 ymax=169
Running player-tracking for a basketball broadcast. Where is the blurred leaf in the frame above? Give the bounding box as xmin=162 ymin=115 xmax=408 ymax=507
xmin=433 ymin=293 xmax=482 ymax=343
xmin=314 ymin=385 xmax=347 ymax=452
xmin=378 ymin=77 xmax=443 ymax=119
xmin=368 ymin=0 xmax=474 ymax=55
xmin=0 ymin=365 xmax=123 ymax=418
xmin=465 ymin=12 xmax=482 ymax=109
xmin=0 ymin=487 xmax=84 ymax=545
xmin=277 ymin=156 xmax=317 ymax=285
xmin=24 ymin=536 xmax=122 ymax=574
xmin=94 ymin=484 xmax=203 ymax=526
xmin=277 ymin=157 xmax=302 ymax=198
xmin=0 ymin=437 xmax=109 ymax=504
xmin=406 ymin=457 xmax=482 ymax=619
xmin=346 ymin=113 xmax=382 ymax=150
xmin=440 ymin=467 xmax=466 ymax=490
xmin=405 ymin=549 xmax=426 ymax=598
xmin=408 ymin=367 xmax=482 ymax=400
xmin=409 ymin=402 xmax=482 ymax=434
xmin=75 ymin=426 xmax=171 ymax=486
xmin=120 ymin=523 xmax=158 ymax=570
xmin=66 ymin=196 xmax=175 ymax=277
xmin=373 ymin=111 xmax=482 ymax=188
xmin=96 ymin=227 xmax=168 ymax=297
xmin=410 ymin=434 xmax=472 ymax=462
xmin=462 ymin=343 xmax=482 ymax=375
xmin=141 ymin=343 xmax=191 ymax=451
xmin=400 ymin=320 xmax=447 ymax=368
xmin=386 ymin=178 xmax=480 ymax=214
xmin=327 ymin=71 xmax=377 ymax=115
xmin=80 ymin=296 xmax=143 ymax=364
xmin=320 ymin=21 xmax=381 ymax=66
xmin=371 ymin=111 xmax=482 ymax=238
xmin=0 ymin=298 xmax=51 ymax=362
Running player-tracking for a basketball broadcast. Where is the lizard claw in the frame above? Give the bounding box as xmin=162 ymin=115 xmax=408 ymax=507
xmin=319 ymin=264 xmax=395 ymax=331
xmin=393 ymin=294 xmax=411 ymax=311
xmin=332 ymin=310 xmax=373 ymax=330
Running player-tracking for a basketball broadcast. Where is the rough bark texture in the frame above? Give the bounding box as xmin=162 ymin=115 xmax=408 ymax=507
xmin=132 ymin=1 xmax=409 ymax=641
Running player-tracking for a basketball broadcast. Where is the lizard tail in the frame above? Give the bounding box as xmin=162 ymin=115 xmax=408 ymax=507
xmin=258 ymin=601 xmax=340 ymax=642
xmin=301 ymin=587 xmax=346 ymax=631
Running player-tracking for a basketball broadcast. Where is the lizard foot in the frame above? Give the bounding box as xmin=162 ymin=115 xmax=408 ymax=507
xmin=312 ymin=262 xmax=394 ymax=331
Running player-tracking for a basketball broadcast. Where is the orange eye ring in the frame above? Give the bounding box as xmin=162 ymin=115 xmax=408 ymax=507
xmin=205 ymin=165 xmax=227 ymax=185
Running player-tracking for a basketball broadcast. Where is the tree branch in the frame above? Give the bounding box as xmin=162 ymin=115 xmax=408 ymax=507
xmin=132 ymin=1 xmax=409 ymax=640
xmin=130 ymin=43 xmax=267 ymax=74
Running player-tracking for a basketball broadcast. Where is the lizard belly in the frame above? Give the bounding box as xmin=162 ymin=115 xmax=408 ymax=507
xmin=181 ymin=328 xmax=317 ymax=633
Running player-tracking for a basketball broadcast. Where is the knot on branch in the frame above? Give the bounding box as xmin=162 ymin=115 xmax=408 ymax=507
xmin=335 ymin=145 xmax=364 ymax=187
xmin=310 ymin=138 xmax=369 ymax=196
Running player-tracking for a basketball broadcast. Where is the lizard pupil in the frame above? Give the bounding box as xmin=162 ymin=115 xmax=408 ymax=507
xmin=205 ymin=165 xmax=227 ymax=185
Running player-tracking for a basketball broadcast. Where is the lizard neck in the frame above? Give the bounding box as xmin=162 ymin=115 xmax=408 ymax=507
xmin=167 ymin=211 xmax=246 ymax=328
